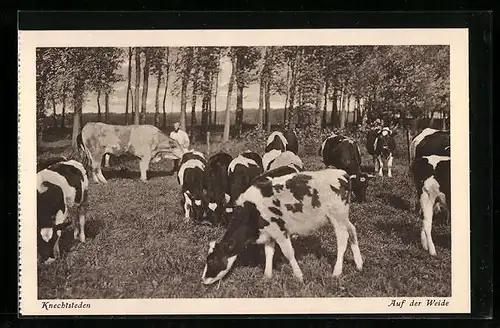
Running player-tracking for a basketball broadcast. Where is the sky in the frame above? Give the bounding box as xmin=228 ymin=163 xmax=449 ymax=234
xmin=75 ymin=49 xmax=287 ymax=114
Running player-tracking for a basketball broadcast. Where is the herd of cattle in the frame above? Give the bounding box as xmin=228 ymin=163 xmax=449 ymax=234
xmin=36 ymin=122 xmax=451 ymax=286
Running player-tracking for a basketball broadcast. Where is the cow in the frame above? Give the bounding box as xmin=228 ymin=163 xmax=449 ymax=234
xmin=409 ymin=128 xmax=450 ymax=163
xmin=267 ymin=151 xmax=303 ymax=172
xmin=177 ymin=151 xmax=208 ymax=223
xmin=37 ymin=159 xmax=89 ymax=264
xmin=262 ymin=130 xmax=299 ymax=170
xmin=226 ymin=151 xmax=264 ymax=212
xmin=201 ymin=168 xmax=363 ymax=285
xmin=204 ymin=152 xmax=234 ymax=225
xmin=366 ymin=127 xmax=396 ymax=177
xmin=37 ymin=156 xmax=68 ymax=172
xmin=77 ymin=122 xmax=185 ymax=184
xmin=320 ymin=134 xmax=374 ymax=202
xmin=411 ymin=155 xmax=451 ymax=256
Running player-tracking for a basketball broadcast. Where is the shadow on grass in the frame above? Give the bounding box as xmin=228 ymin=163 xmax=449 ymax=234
xmin=236 ymin=235 xmax=336 ymax=270
xmin=376 ymin=193 xmax=411 ymax=211
xmin=375 ymin=217 xmax=451 ymax=251
xmin=102 ymin=168 xmax=175 ymax=181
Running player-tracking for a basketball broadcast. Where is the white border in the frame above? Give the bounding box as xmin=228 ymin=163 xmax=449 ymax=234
xmin=18 ymin=28 xmax=470 ymax=316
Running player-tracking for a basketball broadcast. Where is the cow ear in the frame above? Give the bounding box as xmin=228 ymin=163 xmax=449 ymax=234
xmin=349 ymin=174 xmax=357 ymax=180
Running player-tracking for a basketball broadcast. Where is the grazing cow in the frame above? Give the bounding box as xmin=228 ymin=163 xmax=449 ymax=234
xmin=411 ymin=155 xmax=451 ymax=256
xmin=227 ymin=151 xmax=264 ymax=211
xmin=201 ymin=168 xmax=363 ymax=285
xmin=37 ymin=156 xmax=68 ymax=172
xmin=267 ymin=151 xmax=303 ymax=172
xmin=37 ymin=159 xmax=89 ymax=264
xmin=77 ymin=122 xmax=184 ymax=184
xmin=366 ymin=127 xmax=396 ymax=177
xmin=204 ymin=152 xmax=233 ymax=224
xmin=320 ymin=134 xmax=374 ymax=202
xmin=409 ymin=128 xmax=450 ymax=163
xmin=177 ymin=152 xmax=208 ymax=223
xmin=263 ymin=131 xmax=299 ymax=170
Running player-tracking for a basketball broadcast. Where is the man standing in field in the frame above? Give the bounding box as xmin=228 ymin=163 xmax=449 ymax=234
xmin=169 ymin=122 xmax=190 ymax=173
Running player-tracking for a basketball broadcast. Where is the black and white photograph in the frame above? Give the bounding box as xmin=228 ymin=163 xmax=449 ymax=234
xmin=18 ymin=28 xmax=470 ymax=315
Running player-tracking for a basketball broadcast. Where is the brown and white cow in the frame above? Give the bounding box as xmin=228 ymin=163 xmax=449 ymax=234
xmin=77 ymin=122 xmax=185 ymax=184
xmin=201 ymin=168 xmax=363 ymax=285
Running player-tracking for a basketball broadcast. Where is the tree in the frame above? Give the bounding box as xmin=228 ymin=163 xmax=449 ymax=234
xmin=234 ymin=47 xmax=261 ymax=137
xmin=134 ymin=47 xmax=141 ymax=125
xmin=161 ymin=48 xmax=172 ymax=129
xmin=175 ymin=47 xmax=195 ymax=130
xmin=125 ymin=47 xmax=133 ymax=125
xmin=149 ymin=47 xmax=167 ymax=127
xmin=140 ymin=48 xmax=151 ymax=125
xmin=223 ymin=49 xmax=236 ymax=142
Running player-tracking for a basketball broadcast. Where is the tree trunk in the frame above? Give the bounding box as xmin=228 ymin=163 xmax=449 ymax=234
xmin=61 ymin=95 xmax=66 ymax=129
xmin=154 ymin=65 xmax=162 ymax=127
xmin=162 ymin=49 xmax=170 ymax=129
xmin=71 ymin=79 xmax=85 ymax=149
xmin=339 ymin=86 xmax=346 ymax=129
xmin=125 ymin=46 xmax=132 ymax=125
xmin=134 ymin=47 xmax=141 ymax=125
xmin=213 ymin=65 xmax=219 ymax=128
xmin=51 ymin=97 xmax=57 ymax=128
xmin=315 ymin=81 xmax=324 ymax=127
xmin=322 ymin=79 xmax=329 ymax=128
xmin=330 ymin=89 xmax=338 ymax=127
xmin=222 ymin=52 xmax=236 ymax=142
xmin=208 ymin=71 xmax=213 ymax=127
xmin=287 ymin=48 xmax=300 ymax=129
xmin=104 ymin=92 xmax=110 ymax=123
xmin=140 ymin=49 xmax=150 ymax=125
xmin=190 ymin=77 xmax=199 ymax=141
xmin=283 ymin=62 xmax=291 ymax=126
xmin=235 ymin=84 xmax=244 ymax=138
xmin=180 ymin=47 xmax=194 ymax=131
xmin=96 ymin=90 xmax=101 ymax=121
xmin=258 ymin=47 xmax=267 ymax=129
xmin=265 ymin=79 xmax=271 ymax=133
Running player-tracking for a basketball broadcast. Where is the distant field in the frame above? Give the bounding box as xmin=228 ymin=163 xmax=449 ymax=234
xmin=37 ymin=130 xmax=451 ymax=299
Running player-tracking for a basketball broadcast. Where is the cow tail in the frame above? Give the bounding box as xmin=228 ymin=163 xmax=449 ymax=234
xmin=76 ymin=132 xmax=92 ymax=175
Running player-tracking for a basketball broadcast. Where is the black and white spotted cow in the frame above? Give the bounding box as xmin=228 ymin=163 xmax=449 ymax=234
xmin=411 ymin=155 xmax=451 ymax=256
xmin=409 ymin=128 xmax=450 ymax=163
xmin=262 ymin=131 xmax=299 ymax=170
xmin=37 ymin=159 xmax=89 ymax=264
xmin=177 ymin=150 xmax=208 ymax=222
xmin=227 ymin=151 xmax=264 ymax=211
xmin=204 ymin=152 xmax=234 ymax=225
xmin=201 ymin=168 xmax=363 ymax=285
xmin=320 ymin=134 xmax=374 ymax=202
xmin=365 ymin=127 xmax=396 ymax=177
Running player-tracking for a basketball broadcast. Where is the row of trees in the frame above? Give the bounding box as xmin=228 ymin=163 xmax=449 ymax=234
xmin=36 ymin=45 xmax=449 ymax=146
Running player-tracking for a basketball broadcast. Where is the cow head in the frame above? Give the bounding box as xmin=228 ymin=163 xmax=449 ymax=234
xmin=349 ymin=172 xmax=375 ymax=202
xmin=204 ymin=192 xmax=231 ymax=225
xmin=184 ymin=190 xmax=207 ymax=222
xmin=375 ymin=128 xmax=394 ymax=158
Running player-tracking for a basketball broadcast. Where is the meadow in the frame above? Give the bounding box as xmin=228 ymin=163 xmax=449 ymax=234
xmin=36 ymin=127 xmax=451 ymax=299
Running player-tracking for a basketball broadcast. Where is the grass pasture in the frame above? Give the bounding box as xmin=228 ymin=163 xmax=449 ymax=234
xmin=36 ymin=130 xmax=451 ymax=299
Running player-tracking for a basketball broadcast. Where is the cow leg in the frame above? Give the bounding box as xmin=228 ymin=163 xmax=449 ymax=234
xmin=91 ymin=154 xmax=107 ymax=184
xmin=53 ymin=230 xmax=62 ymax=259
xmin=387 ymin=154 xmax=393 ymax=177
xmin=139 ymin=156 xmax=151 ymax=182
xmin=377 ymin=156 xmax=384 ymax=176
xmin=78 ymin=213 xmax=86 ymax=243
xmin=275 ymin=237 xmax=303 ymax=282
xmin=263 ymin=240 xmax=276 ymax=279
xmin=104 ymin=154 xmax=110 ymax=168
xmin=330 ymin=218 xmax=349 ymax=277
xmin=373 ymin=155 xmax=379 ymax=173
xmin=420 ymin=191 xmax=437 ymax=256
xmin=183 ymin=192 xmax=192 ymax=221
xmin=346 ymin=221 xmax=363 ymax=271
